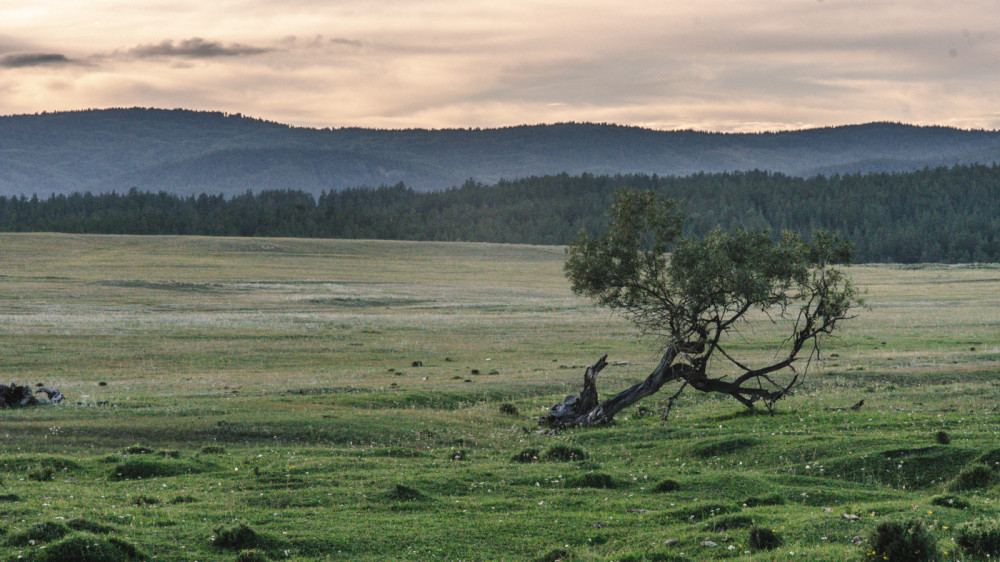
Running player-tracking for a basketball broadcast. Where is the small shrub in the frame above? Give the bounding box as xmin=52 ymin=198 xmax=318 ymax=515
xmin=950 ymin=463 xmax=995 ymax=491
xmin=28 ymin=466 xmax=54 ymax=481
xmin=652 ymin=479 xmax=680 ymax=493
xmin=512 ymin=449 xmax=540 ymax=463
xmin=236 ymin=549 xmax=270 ymax=562
xmin=200 ymin=445 xmax=227 ymax=455
xmin=931 ymin=494 xmax=970 ymax=509
xmin=544 ymin=446 xmax=587 ymax=462
xmin=748 ymin=525 xmax=782 ymax=551
xmin=158 ymin=450 xmax=182 ymax=459
xmin=936 ymin=431 xmax=951 ymax=445
xmin=411 ymin=360 xmax=423 ymax=367
xmin=706 ymin=514 xmax=754 ymax=531
xmin=98 ymin=381 xmax=108 ymax=386
xmin=36 ymin=532 xmax=143 ymax=562
xmin=214 ymin=523 xmax=259 ymax=550
xmin=867 ymin=519 xmax=938 ymax=562
xmin=471 ymin=369 xmax=480 ymax=375
xmin=571 ymin=473 xmax=615 ymax=489
xmin=957 ymin=518 xmax=1000 ymax=558
xmin=5 ymin=521 xmax=70 ymax=546
xmin=499 ymin=403 xmax=519 ymax=415
xmin=124 ymin=445 xmax=155 ymax=455
xmin=742 ymin=494 xmax=785 ymax=508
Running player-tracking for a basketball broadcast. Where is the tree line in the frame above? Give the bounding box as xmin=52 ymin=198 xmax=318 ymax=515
xmin=1 ymin=164 xmax=998 ymax=263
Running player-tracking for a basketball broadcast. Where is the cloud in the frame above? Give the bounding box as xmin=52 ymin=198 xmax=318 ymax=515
xmin=126 ymin=38 xmax=271 ymax=59
xmin=1 ymin=53 xmax=73 ymax=68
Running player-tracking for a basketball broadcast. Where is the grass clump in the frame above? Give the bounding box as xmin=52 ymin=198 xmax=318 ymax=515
xmin=570 ymin=473 xmax=615 ymax=489
xmin=536 ymin=547 xmax=572 ymax=562
xmin=956 ymin=519 xmax=1000 ymax=558
xmin=214 ymin=523 xmax=259 ymax=550
xmin=931 ymin=494 xmax=970 ymax=509
xmin=236 ymin=549 xmax=270 ymax=562
xmin=512 ymin=449 xmax=539 ymax=463
xmin=544 ymin=446 xmax=587 ymax=462
xmin=66 ymin=518 xmax=115 ymax=534
xmin=386 ymin=484 xmax=431 ymax=502
xmin=742 ymin=494 xmax=784 ymax=508
xmin=168 ymin=495 xmax=199 ymax=504
xmin=935 ymin=431 xmax=950 ymax=445
xmin=35 ymin=533 xmax=144 ymax=561
xmin=691 ymin=436 xmax=758 ymax=458
xmin=28 ymin=466 xmax=54 ymax=481
xmin=748 ymin=525 xmax=782 ymax=551
xmin=5 ymin=521 xmax=70 ymax=546
xmin=200 ymin=445 xmax=227 ymax=455
xmin=124 ymin=445 xmax=155 ymax=455
xmin=976 ymin=448 xmax=1000 ymax=470
xmin=499 ymin=402 xmax=519 ymax=415
xmin=949 ymin=463 xmax=994 ymax=491
xmin=109 ymin=459 xmax=201 ymax=480
xmin=867 ymin=519 xmax=938 ymax=562
xmin=652 ymin=479 xmax=680 ymax=493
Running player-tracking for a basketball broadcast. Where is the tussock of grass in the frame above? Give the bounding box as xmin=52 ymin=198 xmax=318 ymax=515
xmin=236 ymin=549 xmax=270 ymax=562
xmin=570 ymin=473 xmax=615 ymax=489
xmin=868 ymin=519 xmax=938 ymax=562
xmin=544 ymin=446 xmax=587 ymax=462
xmin=705 ymin=514 xmax=754 ymax=531
xmin=386 ymin=484 xmax=432 ymax=502
xmin=824 ymin=446 xmax=977 ymax=488
xmin=931 ymin=494 xmax=970 ymax=509
xmin=742 ymin=494 xmax=784 ymax=507
xmin=5 ymin=521 xmax=70 ymax=546
xmin=214 ymin=523 xmax=259 ymax=550
xmin=690 ymin=436 xmax=758 ymax=457
xmin=35 ymin=533 xmax=144 ymax=562
xmin=748 ymin=525 xmax=782 ymax=551
xmin=652 ymin=479 xmax=680 ymax=493
xmin=957 ymin=519 xmax=1000 ymax=558
xmin=66 ymin=518 xmax=116 ymax=534
xmin=949 ymin=463 xmax=995 ymax=491
xmin=110 ymin=459 xmax=205 ymax=480
xmin=199 ymin=445 xmax=226 ymax=455
xmin=512 ymin=449 xmax=540 ymax=463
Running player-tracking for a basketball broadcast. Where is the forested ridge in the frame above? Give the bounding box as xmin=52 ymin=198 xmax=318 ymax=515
xmin=2 ymin=165 xmax=997 ymax=263
xmin=5 ymin=108 xmax=1000 ymax=196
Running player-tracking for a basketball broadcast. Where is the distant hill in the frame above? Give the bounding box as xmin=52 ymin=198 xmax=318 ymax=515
xmin=3 ymin=108 xmax=1000 ymax=196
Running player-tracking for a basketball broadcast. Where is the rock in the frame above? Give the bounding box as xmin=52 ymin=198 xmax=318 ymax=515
xmin=700 ymin=541 xmax=717 ymax=547
xmin=665 ymin=539 xmax=679 ymax=546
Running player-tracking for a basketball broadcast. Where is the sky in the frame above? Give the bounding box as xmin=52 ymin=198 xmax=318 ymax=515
xmin=1 ymin=0 xmax=999 ymax=131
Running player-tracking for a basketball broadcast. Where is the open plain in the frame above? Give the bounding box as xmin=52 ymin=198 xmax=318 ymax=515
xmin=0 ymin=233 xmax=999 ymax=560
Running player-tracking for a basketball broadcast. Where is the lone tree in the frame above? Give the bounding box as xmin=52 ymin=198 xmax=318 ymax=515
xmin=543 ymin=189 xmax=860 ymax=428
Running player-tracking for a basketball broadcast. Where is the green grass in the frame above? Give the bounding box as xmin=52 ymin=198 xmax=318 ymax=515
xmin=0 ymin=233 xmax=999 ymax=560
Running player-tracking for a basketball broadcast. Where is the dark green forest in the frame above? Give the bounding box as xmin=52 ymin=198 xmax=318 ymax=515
xmin=1 ymin=165 xmax=998 ymax=263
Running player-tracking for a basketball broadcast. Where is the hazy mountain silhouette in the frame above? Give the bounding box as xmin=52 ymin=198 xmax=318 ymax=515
xmin=3 ymin=108 xmax=999 ymax=196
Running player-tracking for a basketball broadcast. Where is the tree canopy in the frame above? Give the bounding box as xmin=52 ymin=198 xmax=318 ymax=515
xmin=545 ymin=189 xmax=861 ymax=427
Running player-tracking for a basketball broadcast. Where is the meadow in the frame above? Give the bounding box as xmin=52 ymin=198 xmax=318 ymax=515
xmin=0 ymin=232 xmax=998 ymax=561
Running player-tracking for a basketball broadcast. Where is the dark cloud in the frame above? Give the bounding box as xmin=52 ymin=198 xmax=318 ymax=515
xmin=127 ymin=38 xmax=271 ymax=59
xmin=1 ymin=53 xmax=73 ymax=68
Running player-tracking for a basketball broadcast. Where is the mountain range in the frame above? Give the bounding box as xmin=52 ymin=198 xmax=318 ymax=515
xmin=3 ymin=108 xmax=1000 ymax=197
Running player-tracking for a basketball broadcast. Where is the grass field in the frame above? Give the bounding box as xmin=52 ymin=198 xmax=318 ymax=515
xmin=1 ymin=233 xmax=999 ymax=561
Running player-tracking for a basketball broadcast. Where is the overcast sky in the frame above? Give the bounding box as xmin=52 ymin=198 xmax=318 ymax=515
xmin=2 ymin=0 xmax=998 ymax=131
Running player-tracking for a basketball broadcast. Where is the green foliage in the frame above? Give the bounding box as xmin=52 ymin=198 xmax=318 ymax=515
xmin=35 ymin=533 xmax=144 ymax=562
xmin=543 ymin=446 xmax=587 ymax=462
xmin=213 ymin=523 xmax=259 ymax=550
xmin=935 ymin=431 xmax=950 ymax=445
xmin=28 ymin=467 xmax=54 ymax=481
xmin=867 ymin=519 xmax=938 ymax=562
xmin=748 ymin=525 xmax=782 ymax=551
xmin=949 ymin=464 xmax=995 ymax=491
xmin=691 ymin=437 xmax=759 ymax=458
xmin=5 ymin=521 xmax=69 ymax=546
xmin=652 ymin=479 xmax=680 ymax=493
xmin=511 ymin=449 xmax=540 ymax=463
xmin=109 ymin=459 xmax=203 ymax=480
xmin=386 ymin=484 xmax=431 ymax=502
xmin=236 ymin=549 xmax=269 ymax=562
xmin=66 ymin=519 xmax=115 ymax=535
xmin=705 ymin=514 xmax=754 ymax=531
xmin=742 ymin=494 xmax=784 ymax=508
xmin=956 ymin=519 xmax=1000 ymax=558
xmin=931 ymin=495 xmax=970 ymax=509
xmin=570 ymin=473 xmax=616 ymax=489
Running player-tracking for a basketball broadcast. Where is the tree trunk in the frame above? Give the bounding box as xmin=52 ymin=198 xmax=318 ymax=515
xmin=541 ymin=346 xmax=682 ymax=428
